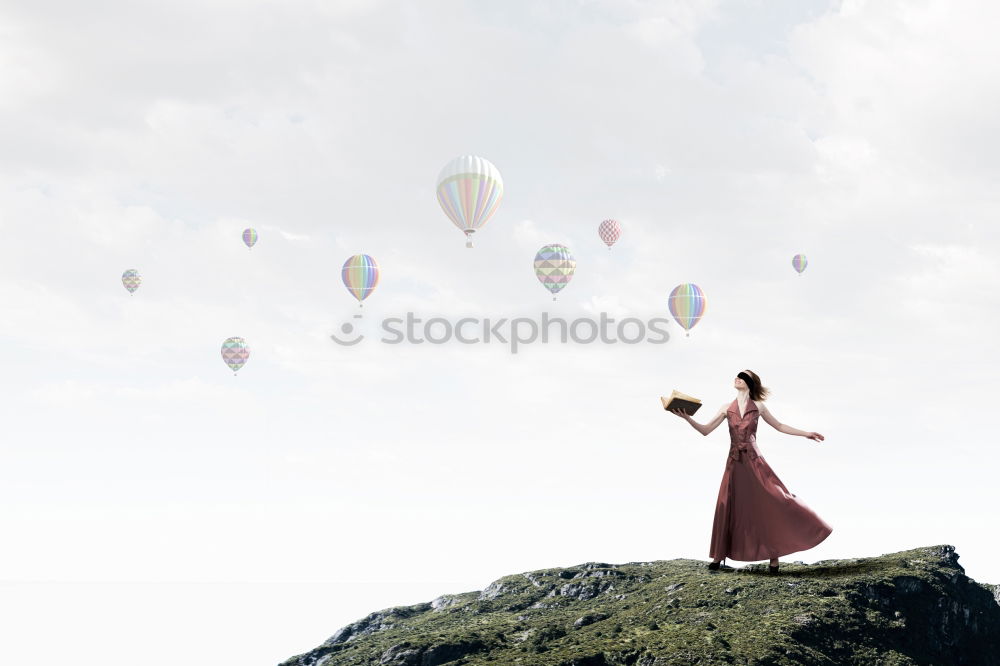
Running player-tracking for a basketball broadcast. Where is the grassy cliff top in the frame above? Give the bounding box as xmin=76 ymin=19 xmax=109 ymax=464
xmin=280 ymin=545 xmax=1000 ymax=666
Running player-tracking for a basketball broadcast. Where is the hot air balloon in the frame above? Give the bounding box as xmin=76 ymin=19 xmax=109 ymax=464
xmin=221 ymin=336 xmax=250 ymax=375
xmin=342 ymin=254 xmax=380 ymax=308
xmin=534 ymin=244 xmax=576 ymax=301
xmin=792 ymin=253 xmax=808 ymax=276
xmin=436 ymin=155 xmax=504 ymax=248
xmin=668 ymin=283 xmax=706 ymax=337
xmin=122 ymin=269 xmax=141 ymax=295
xmin=598 ymin=219 xmax=622 ymax=249
xmin=243 ymin=228 xmax=258 ymax=249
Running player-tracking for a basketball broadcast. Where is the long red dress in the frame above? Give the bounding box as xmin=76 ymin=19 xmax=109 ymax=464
xmin=709 ymin=398 xmax=833 ymax=562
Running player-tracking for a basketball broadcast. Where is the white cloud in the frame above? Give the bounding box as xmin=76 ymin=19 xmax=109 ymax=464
xmin=273 ymin=227 xmax=311 ymax=242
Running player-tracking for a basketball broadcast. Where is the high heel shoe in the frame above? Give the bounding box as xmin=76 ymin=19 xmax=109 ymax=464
xmin=768 ymin=563 xmax=779 ymax=575
xmin=708 ymin=558 xmax=725 ymax=570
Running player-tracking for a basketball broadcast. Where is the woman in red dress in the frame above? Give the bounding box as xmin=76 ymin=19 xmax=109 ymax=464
xmin=670 ymin=370 xmax=832 ymax=574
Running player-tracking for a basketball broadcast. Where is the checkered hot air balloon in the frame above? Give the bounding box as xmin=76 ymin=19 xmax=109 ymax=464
xmin=342 ymin=254 xmax=380 ymax=308
xmin=221 ymin=336 xmax=250 ymax=375
xmin=792 ymin=253 xmax=808 ymax=276
xmin=436 ymin=155 xmax=504 ymax=248
xmin=668 ymin=283 xmax=706 ymax=337
xmin=243 ymin=228 xmax=258 ymax=249
xmin=122 ymin=269 xmax=141 ymax=295
xmin=598 ymin=219 xmax=622 ymax=249
xmin=534 ymin=244 xmax=576 ymax=301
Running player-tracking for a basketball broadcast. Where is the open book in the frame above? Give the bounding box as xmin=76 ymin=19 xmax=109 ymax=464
xmin=660 ymin=389 xmax=702 ymax=416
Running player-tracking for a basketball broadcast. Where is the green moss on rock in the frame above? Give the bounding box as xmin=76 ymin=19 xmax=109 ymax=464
xmin=280 ymin=545 xmax=1000 ymax=666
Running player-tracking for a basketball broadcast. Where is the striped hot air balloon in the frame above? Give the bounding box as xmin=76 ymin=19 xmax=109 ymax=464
xmin=221 ymin=336 xmax=250 ymax=375
xmin=342 ymin=254 xmax=380 ymax=308
xmin=792 ymin=253 xmax=808 ymax=276
xmin=668 ymin=283 xmax=706 ymax=337
xmin=534 ymin=244 xmax=576 ymax=301
xmin=243 ymin=228 xmax=258 ymax=249
xmin=122 ymin=269 xmax=141 ymax=295
xmin=436 ymin=155 xmax=504 ymax=248
xmin=598 ymin=219 xmax=622 ymax=249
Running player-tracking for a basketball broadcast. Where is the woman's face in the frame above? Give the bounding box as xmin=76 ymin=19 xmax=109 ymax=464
xmin=734 ymin=375 xmax=747 ymax=390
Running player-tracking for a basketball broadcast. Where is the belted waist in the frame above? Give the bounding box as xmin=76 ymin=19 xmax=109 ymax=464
xmin=728 ymin=444 xmax=759 ymax=463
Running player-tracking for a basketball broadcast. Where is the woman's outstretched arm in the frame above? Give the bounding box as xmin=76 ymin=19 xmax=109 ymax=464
xmin=759 ymin=403 xmax=825 ymax=441
xmin=670 ymin=405 xmax=727 ymax=436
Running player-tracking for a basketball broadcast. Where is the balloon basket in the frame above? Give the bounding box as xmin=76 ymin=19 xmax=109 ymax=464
xmin=466 ymin=240 xmax=473 ymax=248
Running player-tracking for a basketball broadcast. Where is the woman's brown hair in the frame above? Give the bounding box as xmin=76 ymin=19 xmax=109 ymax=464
xmin=743 ymin=369 xmax=771 ymax=402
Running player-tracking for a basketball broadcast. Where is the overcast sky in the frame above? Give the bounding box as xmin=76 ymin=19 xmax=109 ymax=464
xmin=2 ymin=0 xmax=999 ymax=664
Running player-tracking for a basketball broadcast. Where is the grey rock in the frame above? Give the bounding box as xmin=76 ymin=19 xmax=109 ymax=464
xmin=429 ymin=595 xmax=459 ymax=611
xmin=477 ymin=579 xmax=508 ymax=601
xmin=573 ymin=612 xmax=609 ymax=628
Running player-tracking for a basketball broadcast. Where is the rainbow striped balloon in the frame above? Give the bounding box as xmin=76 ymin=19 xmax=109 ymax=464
xmin=668 ymin=283 xmax=706 ymax=337
xmin=122 ymin=269 xmax=141 ymax=295
xmin=792 ymin=253 xmax=808 ymax=275
xmin=243 ymin=228 xmax=258 ymax=249
xmin=534 ymin=244 xmax=576 ymax=301
xmin=342 ymin=254 xmax=380 ymax=308
xmin=436 ymin=155 xmax=504 ymax=248
xmin=221 ymin=336 xmax=250 ymax=375
xmin=598 ymin=219 xmax=622 ymax=249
